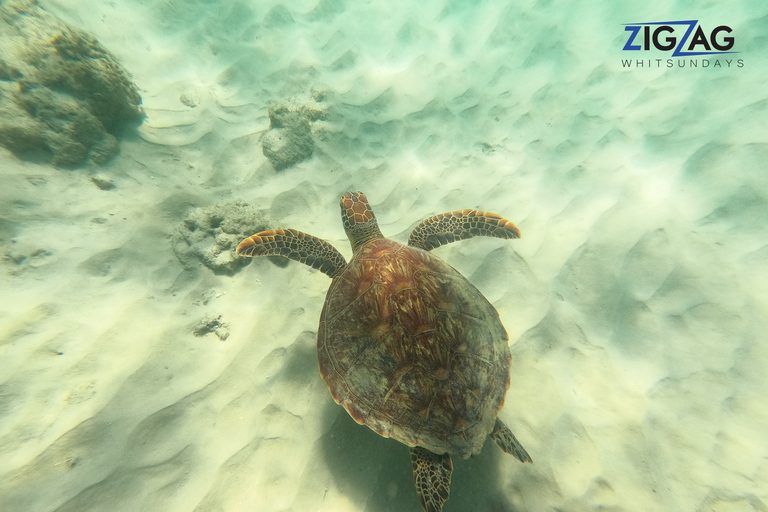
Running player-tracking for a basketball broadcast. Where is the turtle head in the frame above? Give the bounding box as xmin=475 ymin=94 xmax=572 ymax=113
xmin=340 ymin=191 xmax=383 ymax=252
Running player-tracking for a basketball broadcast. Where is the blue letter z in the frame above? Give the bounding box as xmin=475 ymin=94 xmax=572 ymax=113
xmin=623 ymin=26 xmax=642 ymax=50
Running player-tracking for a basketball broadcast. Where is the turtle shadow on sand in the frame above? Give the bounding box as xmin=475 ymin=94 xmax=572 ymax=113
xmin=282 ymin=333 xmax=527 ymax=511
xmin=318 ymin=403 xmax=524 ymax=512
xmin=279 ymin=331 xmax=528 ymax=511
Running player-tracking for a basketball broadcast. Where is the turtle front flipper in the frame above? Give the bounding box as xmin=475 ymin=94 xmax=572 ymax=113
xmin=410 ymin=446 xmax=453 ymax=512
xmin=408 ymin=209 xmax=520 ymax=251
xmin=491 ymin=418 xmax=532 ymax=463
xmin=237 ymin=228 xmax=347 ymax=278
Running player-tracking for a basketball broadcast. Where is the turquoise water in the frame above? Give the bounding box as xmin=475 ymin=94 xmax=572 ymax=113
xmin=1 ymin=0 xmax=767 ymax=511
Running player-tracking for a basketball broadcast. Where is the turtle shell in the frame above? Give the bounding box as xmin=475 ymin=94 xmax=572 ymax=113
xmin=317 ymin=237 xmax=511 ymax=458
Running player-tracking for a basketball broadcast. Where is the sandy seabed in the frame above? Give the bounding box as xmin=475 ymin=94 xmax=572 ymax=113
xmin=1 ymin=0 xmax=768 ymax=511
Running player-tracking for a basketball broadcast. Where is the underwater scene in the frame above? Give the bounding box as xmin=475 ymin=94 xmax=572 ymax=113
xmin=1 ymin=0 xmax=767 ymax=510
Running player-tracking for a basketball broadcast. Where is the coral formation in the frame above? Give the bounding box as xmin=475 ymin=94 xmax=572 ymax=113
xmin=261 ymin=91 xmax=327 ymax=170
xmin=0 ymin=1 xmax=144 ymax=167
xmin=192 ymin=314 xmax=230 ymax=341
xmin=173 ymin=200 xmax=287 ymax=275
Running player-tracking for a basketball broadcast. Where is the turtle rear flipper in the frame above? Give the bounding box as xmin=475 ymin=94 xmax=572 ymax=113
xmin=410 ymin=446 xmax=453 ymax=512
xmin=237 ymin=228 xmax=347 ymax=278
xmin=408 ymin=209 xmax=520 ymax=251
xmin=491 ymin=418 xmax=532 ymax=463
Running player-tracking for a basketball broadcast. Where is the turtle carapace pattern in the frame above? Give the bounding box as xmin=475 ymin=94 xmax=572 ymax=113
xmin=237 ymin=191 xmax=532 ymax=512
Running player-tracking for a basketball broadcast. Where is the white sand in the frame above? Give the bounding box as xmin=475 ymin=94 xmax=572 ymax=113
xmin=2 ymin=0 xmax=767 ymax=510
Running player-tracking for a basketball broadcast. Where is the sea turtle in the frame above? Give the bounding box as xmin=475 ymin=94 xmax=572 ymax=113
xmin=237 ymin=191 xmax=532 ymax=511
